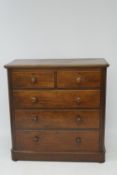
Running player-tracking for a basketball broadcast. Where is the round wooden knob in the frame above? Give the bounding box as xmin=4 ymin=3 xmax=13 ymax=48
xmin=31 ymin=97 xmax=37 ymax=103
xmin=31 ymin=76 xmax=37 ymax=84
xmin=76 ymin=115 xmax=82 ymax=123
xmin=76 ymin=97 xmax=81 ymax=104
xmin=32 ymin=116 xmax=38 ymax=122
xmin=76 ymin=137 xmax=81 ymax=144
xmin=76 ymin=76 xmax=81 ymax=83
xmin=33 ymin=136 xmax=39 ymax=142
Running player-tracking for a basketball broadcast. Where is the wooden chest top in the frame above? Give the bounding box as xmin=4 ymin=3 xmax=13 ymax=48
xmin=5 ymin=58 xmax=109 ymax=68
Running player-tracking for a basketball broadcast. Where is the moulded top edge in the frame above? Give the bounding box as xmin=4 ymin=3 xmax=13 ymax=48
xmin=4 ymin=58 xmax=110 ymax=68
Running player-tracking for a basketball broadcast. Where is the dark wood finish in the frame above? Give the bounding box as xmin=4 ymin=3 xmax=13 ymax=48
xmin=11 ymin=149 xmax=105 ymax=162
xmin=11 ymin=70 xmax=55 ymax=89
xmin=57 ymin=70 xmax=101 ymax=88
xmin=7 ymin=70 xmax=16 ymax=151
xmin=14 ymin=110 xmax=100 ymax=129
xmin=13 ymin=90 xmax=100 ymax=109
xmin=15 ymin=130 xmax=99 ymax=152
xmin=5 ymin=58 xmax=109 ymax=162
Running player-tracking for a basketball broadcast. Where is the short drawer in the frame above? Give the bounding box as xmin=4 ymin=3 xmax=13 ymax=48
xmin=11 ymin=69 xmax=55 ymax=89
xmin=57 ymin=70 xmax=101 ymax=88
xmin=13 ymin=90 xmax=100 ymax=109
xmin=14 ymin=110 xmax=100 ymax=129
xmin=15 ymin=130 xmax=99 ymax=152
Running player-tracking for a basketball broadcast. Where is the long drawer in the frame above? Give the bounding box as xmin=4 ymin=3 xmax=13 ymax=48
xmin=15 ymin=130 xmax=99 ymax=152
xmin=14 ymin=110 xmax=100 ymax=129
xmin=13 ymin=90 xmax=100 ymax=109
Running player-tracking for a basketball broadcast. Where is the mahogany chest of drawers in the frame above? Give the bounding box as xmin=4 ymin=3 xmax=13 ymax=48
xmin=5 ymin=58 xmax=109 ymax=162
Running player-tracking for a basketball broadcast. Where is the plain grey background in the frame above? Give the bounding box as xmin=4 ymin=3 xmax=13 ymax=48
xmin=0 ymin=0 xmax=116 ymax=174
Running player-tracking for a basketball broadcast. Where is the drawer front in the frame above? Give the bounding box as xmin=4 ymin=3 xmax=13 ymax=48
xmin=15 ymin=130 xmax=99 ymax=152
xmin=11 ymin=70 xmax=55 ymax=89
xmin=57 ymin=70 xmax=101 ymax=88
xmin=14 ymin=110 xmax=100 ymax=129
xmin=13 ymin=90 xmax=100 ymax=109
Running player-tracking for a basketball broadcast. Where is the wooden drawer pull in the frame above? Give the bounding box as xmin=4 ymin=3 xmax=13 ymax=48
xmin=33 ymin=136 xmax=40 ymax=142
xmin=31 ymin=76 xmax=37 ymax=84
xmin=76 ymin=76 xmax=81 ymax=83
xmin=76 ymin=137 xmax=81 ymax=144
xmin=76 ymin=115 xmax=82 ymax=123
xmin=31 ymin=97 xmax=38 ymax=103
xmin=76 ymin=97 xmax=81 ymax=104
xmin=32 ymin=116 xmax=38 ymax=122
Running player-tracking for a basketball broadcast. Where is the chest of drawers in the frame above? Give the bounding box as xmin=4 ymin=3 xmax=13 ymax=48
xmin=5 ymin=58 xmax=109 ymax=162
